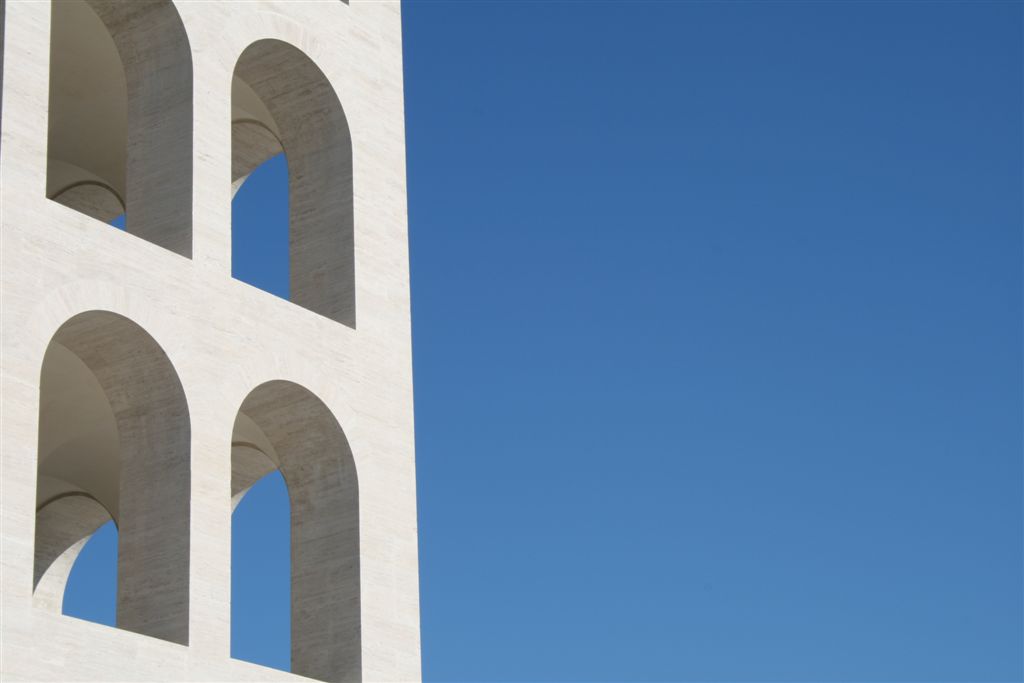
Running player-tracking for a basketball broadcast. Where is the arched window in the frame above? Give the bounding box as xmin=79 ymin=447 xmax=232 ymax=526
xmin=232 ymin=41 xmax=355 ymax=327
xmin=34 ymin=311 xmax=191 ymax=644
xmin=46 ymin=0 xmax=192 ymax=256
xmin=231 ymin=381 xmax=360 ymax=682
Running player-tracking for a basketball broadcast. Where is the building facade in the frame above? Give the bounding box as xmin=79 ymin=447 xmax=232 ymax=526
xmin=0 ymin=1 xmax=420 ymax=680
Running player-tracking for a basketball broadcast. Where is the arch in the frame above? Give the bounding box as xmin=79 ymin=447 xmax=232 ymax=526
xmin=46 ymin=0 xmax=193 ymax=256
xmin=34 ymin=492 xmax=113 ymax=614
xmin=34 ymin=310 xmax=191 ymax=644
xmin=232 ymin=40 xmax=355 ymax=327
xmin=232 ymin=380 xmax=360 ymax=682
xmin=50 ymin=179 xmax=126 ymax=223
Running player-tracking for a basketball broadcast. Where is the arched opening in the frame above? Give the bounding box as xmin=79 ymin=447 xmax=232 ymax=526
xmin=232 ymin=470 xmax=290 ymax=671
xmin=34 ymin=493 xmax=114 ymax=618
xmin=232 ymin=40 xmax=355 ymax=327
xmin=231 ymin=381 xmax=360 ymax=682
xmin=232 ymin=153 xmax=290 ymax=300
xmin=34 ymin=311 xmax=191 ymax=644
xmin=46 ymin=0 xmax=192 ymax=256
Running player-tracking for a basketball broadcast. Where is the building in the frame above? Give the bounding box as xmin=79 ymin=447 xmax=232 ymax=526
xmin=0 ymin=1 xmax=420 ymax=680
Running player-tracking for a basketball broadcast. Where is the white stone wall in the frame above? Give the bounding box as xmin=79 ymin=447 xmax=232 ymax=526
xmin=0 ymin=1 xmax=420 ymax=680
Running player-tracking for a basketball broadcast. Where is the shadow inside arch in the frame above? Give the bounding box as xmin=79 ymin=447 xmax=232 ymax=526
xmin=34 ymin=310 xmax=191 ymax=645
xmin=231 ymin=380 xmax=361 ymax=682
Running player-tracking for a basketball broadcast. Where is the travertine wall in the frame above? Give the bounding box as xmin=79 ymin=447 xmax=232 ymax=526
xmin=0 ymin=1 xmax=420 ymax=681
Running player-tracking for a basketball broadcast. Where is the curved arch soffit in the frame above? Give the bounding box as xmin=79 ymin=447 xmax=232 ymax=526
xmin=50 ymin=179 xmax=126 ymax=223
xmin=48 ymin=0 xmax=193 ymax=254
xmin=235 ymin=380 xmax=355 ymax=473
xmin=33 ymin=491 xmax=114 ymax=613
xmin=231 ymin=38 xmax=355 ymax=327
xmin=35 ymin=310 xmax=191 ymax=612
xmin=38 ymin=310 xmax=191 ymax=516
xmin=232 ymin=378 xmax=360 ymax=682
xmin=231 ymin=118 xmax=284 ymax=197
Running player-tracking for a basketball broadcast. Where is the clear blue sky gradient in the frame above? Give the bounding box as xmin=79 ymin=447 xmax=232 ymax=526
xmin=62 ymin=1 xmax=1021 ymax=681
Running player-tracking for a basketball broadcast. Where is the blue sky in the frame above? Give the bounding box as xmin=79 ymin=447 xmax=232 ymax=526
xmin=64 ymin=1 xmax=1022 ymax=681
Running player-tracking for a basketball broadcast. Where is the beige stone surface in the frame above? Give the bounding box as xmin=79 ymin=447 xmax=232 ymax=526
xmin=0 ymin=0 xmax=421 ymax=680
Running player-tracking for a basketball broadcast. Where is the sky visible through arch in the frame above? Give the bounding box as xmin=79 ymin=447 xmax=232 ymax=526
xmin=62 ymin=472 xmax=290 ymax=671
xmin=65 ymin=1 xmax=1021 ymax=681
xmin=64 ymin=154 xmax=293 ymax=671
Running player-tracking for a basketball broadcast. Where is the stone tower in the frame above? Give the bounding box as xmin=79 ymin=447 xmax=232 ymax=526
xmin=0 ymin=1 xmax=420 ymax=681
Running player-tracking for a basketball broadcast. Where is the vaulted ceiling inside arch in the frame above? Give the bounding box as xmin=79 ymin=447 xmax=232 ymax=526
xmin=46 ymin=0 xmax=126 ymax=217
xmin=37 ymin=341 xmax=120 ymax=522
xmin=46 ymin=0 xmax=285 ymax=212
